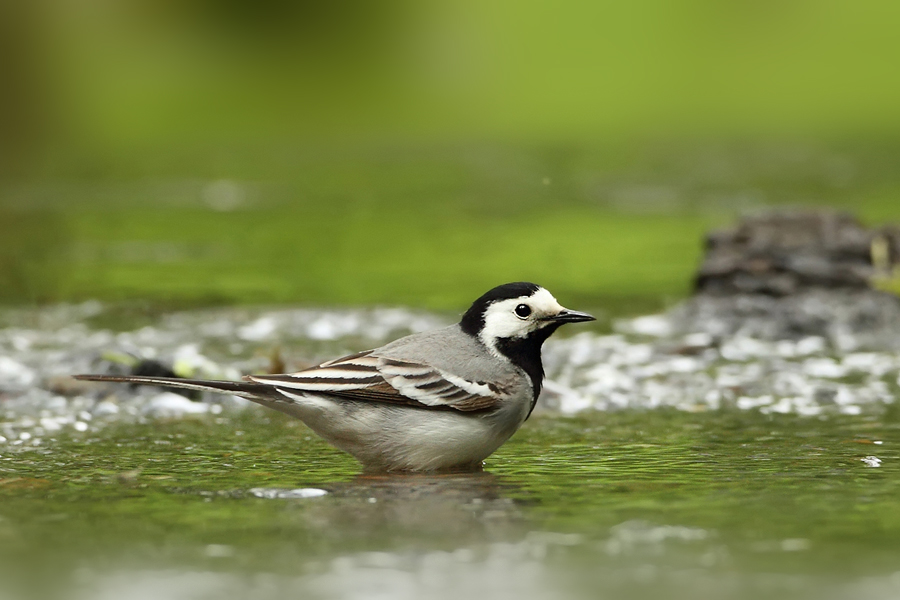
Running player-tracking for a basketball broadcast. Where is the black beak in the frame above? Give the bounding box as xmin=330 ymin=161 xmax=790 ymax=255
xmin=547 ymin=309 xmax=596 ymax=323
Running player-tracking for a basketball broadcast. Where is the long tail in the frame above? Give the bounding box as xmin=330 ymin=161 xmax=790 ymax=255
xmin=73 ymin=374 xmax=275 ymax=400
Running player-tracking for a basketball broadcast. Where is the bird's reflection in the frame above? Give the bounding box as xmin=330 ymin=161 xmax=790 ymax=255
xmin=290 ymin=472 xmax=526 ymax=544
xmin=336 ymin=471 xmax=510 ymax=501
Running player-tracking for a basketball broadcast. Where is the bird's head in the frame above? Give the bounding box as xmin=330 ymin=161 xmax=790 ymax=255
xmin=460 ymin=282 xmax=595 ymax=353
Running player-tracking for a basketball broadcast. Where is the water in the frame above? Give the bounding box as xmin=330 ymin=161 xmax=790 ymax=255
xmin=2 ymin=411 xmax=899 ymax=600
xmin=2 ymin=304 xmax=900 ymax=600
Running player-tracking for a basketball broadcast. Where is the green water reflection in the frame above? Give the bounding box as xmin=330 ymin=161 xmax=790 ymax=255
xmin=1 ymin=408 xmax=898 ymax=599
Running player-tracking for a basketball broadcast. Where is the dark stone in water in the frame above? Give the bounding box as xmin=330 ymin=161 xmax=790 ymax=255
xmin=695 ymin=211 xmax=900 ymax=296
xmin=672 ymin=211 xmax=900 ymax=349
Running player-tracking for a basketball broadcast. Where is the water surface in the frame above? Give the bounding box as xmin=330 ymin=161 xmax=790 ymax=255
xmin=2 ymin=303 xmax=900 ymax=600
xmin=2 ymin=409 xmax=898 ymax=600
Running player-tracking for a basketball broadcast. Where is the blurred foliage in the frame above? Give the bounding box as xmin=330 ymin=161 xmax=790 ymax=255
xmin=1 ymin=0 xmax=898 ymax=157
xmin=0 ymin=2 xmax=53 ymax=176
xmin=1 ymin=2 xmax=899 ymax=308
xmin=2 ymin=141 xmax=900 ymax=310
xmin=872 ymin=267 xmax=900 ymax=298
xmin=0 ymin=208 xmax=69 ymax=303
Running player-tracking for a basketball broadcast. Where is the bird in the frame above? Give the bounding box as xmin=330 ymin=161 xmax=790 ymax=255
xmin=75 ymin=282 xmax=594 ymax=472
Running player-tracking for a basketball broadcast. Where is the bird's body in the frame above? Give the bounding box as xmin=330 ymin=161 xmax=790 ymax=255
xmin=76 ymin=283 xmax=593 ymax=472
xmin=258 ymin=324 xmax=533 ymax=471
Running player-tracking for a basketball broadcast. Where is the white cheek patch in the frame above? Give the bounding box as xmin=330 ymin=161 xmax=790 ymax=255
xmin=478 ymin=288 xmax=565 ymax=356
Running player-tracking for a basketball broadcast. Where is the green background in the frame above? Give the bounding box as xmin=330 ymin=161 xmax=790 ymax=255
xmin=2 ymin=1 xmax=900 ymax=310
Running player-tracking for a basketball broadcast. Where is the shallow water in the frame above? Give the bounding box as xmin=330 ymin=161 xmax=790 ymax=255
xmin=2 ymin=302 xmax=898 ymax=441
xmin=2 ymin=304 xmax=900 ymax=600
xmin=2 ymin=410 xmax=899 ymax=600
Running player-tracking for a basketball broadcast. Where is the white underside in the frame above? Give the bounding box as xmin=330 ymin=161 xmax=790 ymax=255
xmin=272 ymin=390 xmax=523 ymax=472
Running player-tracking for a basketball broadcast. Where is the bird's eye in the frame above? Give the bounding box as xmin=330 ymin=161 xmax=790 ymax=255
xmin=514 ymin=304 xmax=532 ymax=318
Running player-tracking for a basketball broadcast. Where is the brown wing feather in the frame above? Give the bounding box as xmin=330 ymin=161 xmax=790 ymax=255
xmin=250 ymin=353 xmax=502 ymax=413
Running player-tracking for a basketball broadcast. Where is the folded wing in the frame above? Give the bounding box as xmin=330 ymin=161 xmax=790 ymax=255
xmin=248 ymin=350 xmax=501 ymax=412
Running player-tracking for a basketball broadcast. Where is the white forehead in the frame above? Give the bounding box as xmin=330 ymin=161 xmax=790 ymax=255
xmin=531 ymin=287 xmax=562 ymax=311
xmin=484 ymin=287 xmax=562 ymax=315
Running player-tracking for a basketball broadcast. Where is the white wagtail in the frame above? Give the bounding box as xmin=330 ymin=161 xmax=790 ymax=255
xmin=76 ymin=282 xmax=594 ymax=472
